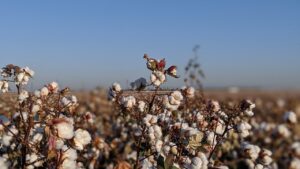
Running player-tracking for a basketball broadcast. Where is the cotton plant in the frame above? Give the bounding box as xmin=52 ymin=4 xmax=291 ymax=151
xmin=0 ymin=64 xmax=93 ymax=169
xmin=106 ymin=56 xmax=274 ymax=169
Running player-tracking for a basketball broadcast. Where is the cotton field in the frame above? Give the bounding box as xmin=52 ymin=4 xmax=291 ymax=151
xmin=0 ymin=56 xmax=299 ymax=169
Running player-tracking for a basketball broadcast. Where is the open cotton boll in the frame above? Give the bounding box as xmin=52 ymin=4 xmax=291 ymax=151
xmin=73 ymin=129 xmax=92 ymax=150
xmin=143 ymin=114 xmax=158 ymax=127
xmin=275 ymin=124 xmax=291 ymax=138
xmin=62 ymin=146 xmax=77 ymax=160
xmin=60 ymin=159 xmax=77 ymax=169
xmin=48 ymin=82 xmax=59 ymax=93
xmin=291 ymin=142 xmax=300 ymax=156
xmin=0 ymin=157 xmax=9 ymax=169
xmin=40 ymin=87 xmax=49 ymax=97
xmin=283 ymin=111 xmax=297 ymax=124
xmin=290 ymin=158 xmax=300 ymax=169
xmin=121 ymin=96 xmax=136 ymax=109
xmin=55 ymin=121 xmax=74 ymax=139
xmin=0 ymin=80 xmax=9 ymax=93
xmin=112 ymin=82 xmax=122 ymax=92
xmin=150 ymin=71 xmax=166 ymax=87
xmin=138 ymin=101 xmax=146 ymax=112
xmin=18 ymin=90 xmax=29 ymax=103
xmin=242 ymin=142 xmax=261 ymax=161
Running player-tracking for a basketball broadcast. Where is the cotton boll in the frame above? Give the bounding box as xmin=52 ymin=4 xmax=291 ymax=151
xmin=31 ymin=104 xmax=40 ymax=114
xmin=48 ymin=82 xmax=59 ymax=93
xmin=32 ymin=133 xmax=43 ymax=143
xmin=18 ymin=90 xmax=29 ymax=103
xmin=121 ymin=96 xmax=136 ymax=109
xmin=1 ymin=134 xmax=13 ymax=146
xmin=138 ymin=101 xmax=146 ymax=112
xmin=143 ymin=114 xmax=158 ymax=127
xmin=155 ymin=140 xmax=163 ymax=152
xmin=55 ymin=121 xmax=74 ymax=139
xmin=290 ymin=158 xmax=300 ymax=169
xmin=185 ymin=87 xmax=195 ymax=98
xmin=62 ymin=146 xmax=77 ymax=160
xmin=56 ymin=139 xmax=64 ymax=150
xmin=254 ymin=164 xmax=264 ymax=169
xmin=0 ymin=157 xmax=9 ymax=169
xmin=60 ymin=159 xmax=77 ymax=169
xmin=291 ymin=142 xmax=300 ymax=156
xmin=73 ymin=129 xmax=92 ymax=150
xmin=275 ymin=124 xmax=291 ymax=138
xmin=150 ymin=71 xmax=166 ymax=87
xmin=242 ymin=142 xmax=261 ymax=161
xmin=259 ymin=149 xmax=273 ymax=165
xmin=215 ymin=120 xmax=226 ymax=135
xmin=40 ymin=87 xmax=49 ymax=97
xmin=283 ymin=111 xmax=297 ymax=124
xmin=112 ymin=83 xmax=122 ymax=92
xmin=237 ymin=122 xmax=252 ymax=138
xmin=0 ymin=81 xmax=9 ymax=93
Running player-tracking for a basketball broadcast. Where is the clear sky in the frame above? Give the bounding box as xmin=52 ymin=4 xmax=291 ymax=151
xmin=0 ymin=1 xmax=299 ymax=90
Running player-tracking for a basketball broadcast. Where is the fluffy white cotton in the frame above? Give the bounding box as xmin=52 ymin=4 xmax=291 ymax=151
xmin=56 ymin=121 xmax=74 ymax=139
xmin=237 ymin=122 xmax=252 ymax=138
xmin=40 ymin=87 xmax=49 ymax=97
xmin=73 ymin=129 xmax=92 ymax=150
xmin=121 ymin=96 xmax=136 ymax=109
xmin=0 ymin=80 xmax=9 ymax=93
xmin=62 ymin=146 xmax=77 ymax=160
xmin=241 ymin=142 xmax=261 ymax=161
xmin=143 ymin=114 xmax=158 ymax=127
xmin=18 ymin=90 xmax=29 ymax=103
xmin=138 ymin=101 xmax=146 ymax=112
xmin=0 ymin=157 xmax=9 ymax=169
xmin=275 ymin=124 xmax=291 ymax=138
xmin=283 ymin=111 xmax=297 ymax=124
xmin=150 ymin=71 xmax=166 ymax=87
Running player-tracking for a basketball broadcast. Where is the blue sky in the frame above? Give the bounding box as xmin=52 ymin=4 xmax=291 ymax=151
xmin=0 ymin=1 xmax=299 ymax=90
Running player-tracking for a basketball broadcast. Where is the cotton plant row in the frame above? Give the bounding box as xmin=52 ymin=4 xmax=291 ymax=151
xmin=0 ymin=64 xmax=96 ymax=169
xmin=107 ymin=55 xmax=275 ymax=169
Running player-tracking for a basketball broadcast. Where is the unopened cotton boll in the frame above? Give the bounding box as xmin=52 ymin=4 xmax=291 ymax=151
xmin=283 ymin=111 xmax=297 ymax=124
xmin=55 ymin=121 xmax=74 ymax=139
xmin=73 ymin=129 xmax=92 ymax=150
